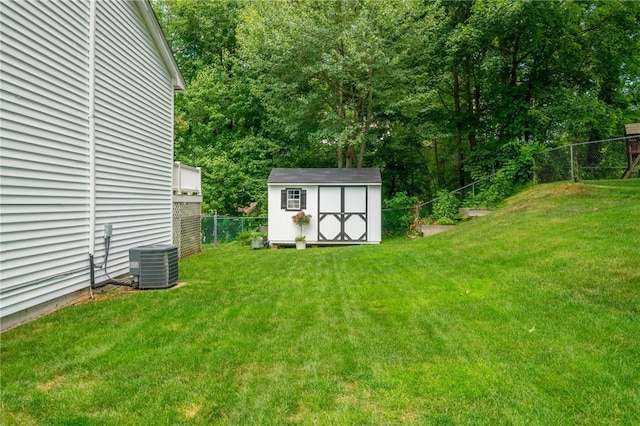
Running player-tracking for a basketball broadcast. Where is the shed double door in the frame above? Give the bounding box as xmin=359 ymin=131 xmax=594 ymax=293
xmin=318 ymin=186 xmax=367 ymax=242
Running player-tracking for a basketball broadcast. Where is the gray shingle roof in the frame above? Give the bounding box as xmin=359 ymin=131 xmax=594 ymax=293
xmin=268 ymin=168 xmax=381 ymax=184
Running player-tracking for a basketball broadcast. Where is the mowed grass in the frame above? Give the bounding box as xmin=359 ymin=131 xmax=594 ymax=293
xmin=1 ymin=181 xmax=639 ymax=425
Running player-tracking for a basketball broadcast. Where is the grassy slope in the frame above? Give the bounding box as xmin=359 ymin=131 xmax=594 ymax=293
xmin=1 ymin=181 xmax=639 ymax=425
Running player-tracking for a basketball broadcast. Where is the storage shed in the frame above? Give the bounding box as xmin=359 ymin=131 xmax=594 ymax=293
xmin=267 ymin=168 xmax=382 ymax=245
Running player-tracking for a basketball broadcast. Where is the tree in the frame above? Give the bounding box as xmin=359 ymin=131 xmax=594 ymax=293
xmin=152 ymin=0 xmax=240 ymax=82
xmin=154 ymin=0 xmax=640 ymax=209
xmin=154 ymin=0 xmax=280 ymax=214
xmin=404 ymin=0 xmax=639 ymax=187
xmin=238 ymin=0 xmax=413 ymax=168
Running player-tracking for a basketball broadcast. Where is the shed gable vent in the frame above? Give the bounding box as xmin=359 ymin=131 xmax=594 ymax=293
xmin=129 ymin=245 xmax=179 ymax=289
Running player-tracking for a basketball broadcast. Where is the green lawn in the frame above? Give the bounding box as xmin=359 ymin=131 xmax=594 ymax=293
xmin=1 ymin=181 xmax=639 ymax=425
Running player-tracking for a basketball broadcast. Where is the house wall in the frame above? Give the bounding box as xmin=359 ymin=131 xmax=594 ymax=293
xmin=267 ymin=184 xmax=382 ymax=244
xmin=92 ymin=1 xmax=175 ymax=280
xmin=0 ymin=1 xmax=178 ymax=330
xmin=0 ymin=1 xmax=92 ymax=325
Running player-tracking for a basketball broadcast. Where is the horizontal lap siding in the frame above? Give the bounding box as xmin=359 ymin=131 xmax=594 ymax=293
xmin=92 ymin=2 xmax=174 ymax=281
xmin=0 ymin=2 xmax=90 ymax=315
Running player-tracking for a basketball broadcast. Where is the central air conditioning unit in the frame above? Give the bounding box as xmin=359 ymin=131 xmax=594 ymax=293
xmin=129 ymin=245 xmax=179 ymax=289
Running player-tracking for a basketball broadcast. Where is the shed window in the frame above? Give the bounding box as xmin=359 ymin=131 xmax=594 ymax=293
xmin=281 ymin=188 xmax=307 ymax=210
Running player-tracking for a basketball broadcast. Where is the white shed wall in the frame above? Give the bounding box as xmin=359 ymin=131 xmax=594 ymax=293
xmin=268 ymin=185 xmax=319 ymax=243
xmin=367 ymin=185 xmax=382 ymax=243
xmin=0 ymin=1 xmax=91 ymax=317
xmin=267 ymin=184 xmax=381 ymax=244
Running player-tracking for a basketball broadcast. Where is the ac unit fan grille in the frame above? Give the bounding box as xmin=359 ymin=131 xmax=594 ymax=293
xmin=130 ymin=245 xmax=179 ymax=289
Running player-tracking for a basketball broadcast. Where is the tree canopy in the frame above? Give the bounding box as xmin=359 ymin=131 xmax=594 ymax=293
xmin=152 ymin=0 xmax=640 ymax=214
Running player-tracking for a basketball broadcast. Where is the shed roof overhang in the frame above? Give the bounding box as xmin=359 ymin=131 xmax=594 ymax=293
xmin=268 ymin=168 xmax=382 ymax=185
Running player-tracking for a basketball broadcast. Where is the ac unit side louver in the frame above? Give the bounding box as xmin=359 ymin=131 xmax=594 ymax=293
xmin=129 ymin=245 xmax=179 ymax=289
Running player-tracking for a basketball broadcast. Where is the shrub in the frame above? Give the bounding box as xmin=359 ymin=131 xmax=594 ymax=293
xmin=432 ymin=190 xmax=460 ymax=223
xmin=465 ymin=141 xmax=542 ymax=208
xmin=382 ymin=192 xmax=418 ymax=236
xmin=237 ymin=230 xmax=262 ymax=245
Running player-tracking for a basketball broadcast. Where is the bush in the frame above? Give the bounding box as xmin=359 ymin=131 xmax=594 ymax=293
xmin=465 ymin=141 xmax=542 ymax=208
xmin=432 ymin=190 xmax=460 ymax=223
xmin=237 ymin=230 xmax=262 ymax=245
xmin=382 ymin=192 xmax=418 ymax=236
xmin=467 ymin=167 xmax=514 ymax=208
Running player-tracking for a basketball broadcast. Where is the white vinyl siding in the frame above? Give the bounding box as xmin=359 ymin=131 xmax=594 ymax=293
xmin=0 ymin=1 xmax=90 ymax=316
xmin=0 ymin=1 xmax=179 ymax=325
xmin=92 ymin=1 xmax=174 ymax=281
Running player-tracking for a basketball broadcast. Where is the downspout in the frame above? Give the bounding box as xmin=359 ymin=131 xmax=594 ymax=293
xmin=88 ymin=0 xmax=97 ymax=292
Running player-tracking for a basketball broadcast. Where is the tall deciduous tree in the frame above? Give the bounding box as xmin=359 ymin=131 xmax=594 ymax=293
xmin=238 ymin=0 xmax=412 ymax=168
xmin=407 ymin=0 xmax=639 ymax=186
xmin=154 ymin=0 xmax=277 ymax=214
xmin=154 ymin=0 xmax=639 ymax=207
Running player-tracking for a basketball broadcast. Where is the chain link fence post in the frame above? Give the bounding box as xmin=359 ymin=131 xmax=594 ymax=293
xmin=214 ymin=211 xmax=218 ymax=247
xmin=570 ymin=144 xmax=575 ymax=182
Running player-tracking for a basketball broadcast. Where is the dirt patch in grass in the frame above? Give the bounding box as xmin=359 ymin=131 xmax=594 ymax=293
xmin=554 ymin=183 xmax=591 ymax=196
xmin=74 ymin=282 xmax=187 ymax=306
xmin=182 ymin=402 xmax=202 ymax=419
xmin=36 ymin=375 xmax=65 ymax=391
xmin=505 ymin=183 xmax=591 ymax=212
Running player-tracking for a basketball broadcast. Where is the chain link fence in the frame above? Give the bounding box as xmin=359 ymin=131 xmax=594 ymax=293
xmin=533 ymin=138 xmax=637 ymax=183
xmin=201 ymin=215 xmax=268 ymax=245
xmin=380 ymin=176 xmax=496 ymax=236
xmin=200 ymin=138 xmax=637 ymax=244
xmin=205 ymin=213 xmax=412 ymax=243
xmin=383 ymin=138 xmax=637 ymax=236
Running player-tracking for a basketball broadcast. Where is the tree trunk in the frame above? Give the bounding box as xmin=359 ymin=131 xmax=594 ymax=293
xmin=451 ymin=63 xmax=465 ymax=187
xmin=464 ymin=56 xmax=477 ymax=150
xmin=433 ymin=138 xmax=443 ymax=188
xmin=337 ymin=79 xmax=346 ymax=168
xmin=357 ymin=61 xmax=375 ymax=168
xmin=346 ymin=145 xmax=355 ymax=168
